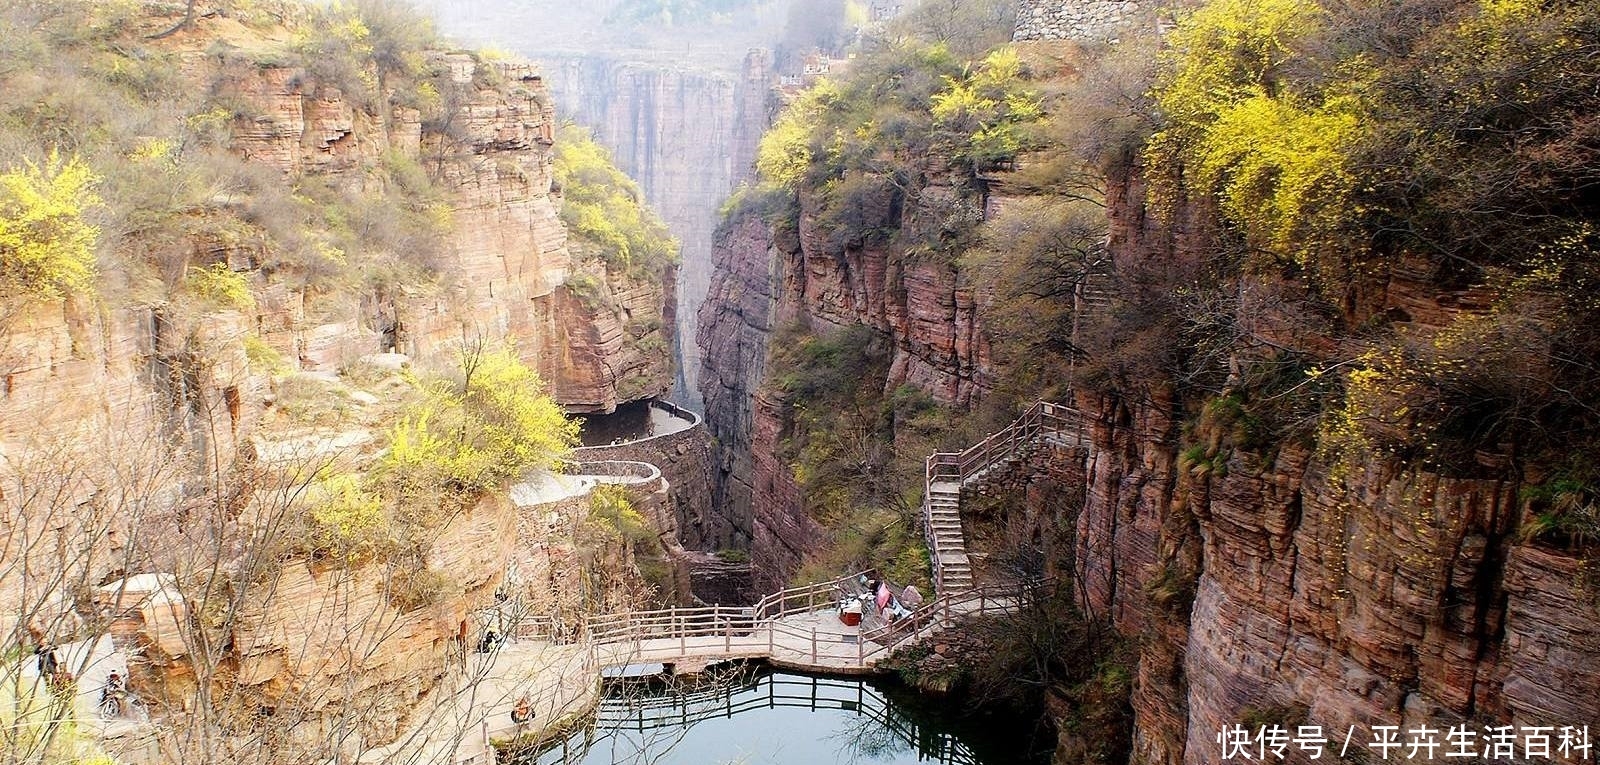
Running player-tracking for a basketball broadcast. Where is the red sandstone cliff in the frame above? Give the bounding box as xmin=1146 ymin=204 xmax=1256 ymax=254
xmin=696 ymin=110 xmax=1600 ymax=765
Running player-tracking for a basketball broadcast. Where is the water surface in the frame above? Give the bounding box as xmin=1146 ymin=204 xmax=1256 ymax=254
xmin=513 ymin=666 xmax=1051 ymax=765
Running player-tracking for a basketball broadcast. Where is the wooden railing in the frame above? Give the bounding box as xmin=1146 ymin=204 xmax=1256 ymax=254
xmin=858 ymin=581 xmax=1037 ymax=660
xmin=460 ymin=576 xmax=1044 ymax=764
xmin=750 ymin=569 xmax=866 ymax=621
xmin=923 ymin=400 xmax=1089 ymax=594
xmin=582 ymin=570 xmax=866 ymax=647
xmin=924 ymin=401 xmax=1086 ymax=487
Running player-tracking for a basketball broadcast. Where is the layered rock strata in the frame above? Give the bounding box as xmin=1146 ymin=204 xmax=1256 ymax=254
xmin=221 ymin=52 xmax=672 ymax=412
xmin=698 ymin=184 xmax=995 ymax=584
xmin=697 ymin=101 xmax=1600 ymax=765
xmin=568 ymin=401 xmax=720 ymax=556
xmin=546 ymin=51 xmax=773 ymax=411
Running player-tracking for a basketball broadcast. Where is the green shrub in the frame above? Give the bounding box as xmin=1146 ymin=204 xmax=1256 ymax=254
xmin=378 ymin=347 xmax=578 ymax=503
xmin=587 ymin=485 xmax=655 ymax=552
xmin=304 ymin=473 xmax=391 ymax=564
xmin=554 ymin=125 xmax=679 ymax=279
xmin=184 ymin=262 xmax=255 ymax=309
xmin=1521 ymin=461 xmax=1600 ymax=550
xmin=243 ymin=334 xmax=290 ymax=376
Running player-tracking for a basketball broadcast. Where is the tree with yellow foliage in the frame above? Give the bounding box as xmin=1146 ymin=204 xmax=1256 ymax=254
xmin=0 ymin=153 xmax=99 ymax=301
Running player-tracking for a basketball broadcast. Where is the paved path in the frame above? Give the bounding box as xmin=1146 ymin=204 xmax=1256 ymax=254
xmin=357 ymin=641 xmax=594 ymax=765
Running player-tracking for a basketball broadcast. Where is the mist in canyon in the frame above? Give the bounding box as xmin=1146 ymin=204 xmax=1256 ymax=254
xmin=420 ymin=0 xmax=799 ymax=410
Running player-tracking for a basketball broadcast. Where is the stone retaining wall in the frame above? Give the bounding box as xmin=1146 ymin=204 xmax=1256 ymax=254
xmin=571 ymin=403 xmax=717 ymax=555
xmin=1013 ymin=0 xmax=1144 ymax=41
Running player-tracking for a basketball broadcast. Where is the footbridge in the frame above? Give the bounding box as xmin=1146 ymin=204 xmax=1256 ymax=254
xmin=438 ymin=400 xmax=1095 ymax=764
xmin=571 ymin=671 xmax=983 ymax=765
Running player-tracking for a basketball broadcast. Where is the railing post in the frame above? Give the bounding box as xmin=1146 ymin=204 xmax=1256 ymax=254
xmin=810 ymin=627 xmax=817 ymax=664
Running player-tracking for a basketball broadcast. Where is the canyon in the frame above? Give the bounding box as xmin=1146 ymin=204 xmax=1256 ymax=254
xmin=3 ymin=1 xmax=1598 ymax=765
xmin=693 ymin=9 xmax=1600 ymax=765
xmin=419 ymin=0 xmax=786 ymax=414
xmin=0 ymin=6 xmax=695 ymax=761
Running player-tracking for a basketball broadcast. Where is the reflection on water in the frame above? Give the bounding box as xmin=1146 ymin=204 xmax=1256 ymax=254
xmin=509 ymin=666 xmax=1050 ymax=765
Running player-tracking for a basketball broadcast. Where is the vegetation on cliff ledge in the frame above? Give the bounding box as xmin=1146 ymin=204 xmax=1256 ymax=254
xmin=1136 ymin=0 xmax=1600 ymax=501
xmin=555 ymin=123 xmax=680 ymax=280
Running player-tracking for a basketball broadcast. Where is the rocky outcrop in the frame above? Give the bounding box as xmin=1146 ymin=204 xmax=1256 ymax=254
xmin=0 ymin=20 xmax=680 ymax=758
xmin=568 ymin=401 xmax=719 ymax=552
xmin=545 ymin=51 xmax=773 ymax=411
xmin=1041 ymin=160 xmax=1600 ymax=764
xmin=696 ymin=89 xmax=1600 ymax=765
xmin=219 ymin=51 xmax=671 ymax=411
xmin=697 ymin=216 xmax=781 ymax=554
xmin=746 ymin=391 xmax=821 ymax=592
xmin=222 ymin=494 xmax=515 ymax=751
xmin=698 ymin=180 xmax=996 ymax=584
xmin=1058 ymin=384 xmax=1600 ymax=765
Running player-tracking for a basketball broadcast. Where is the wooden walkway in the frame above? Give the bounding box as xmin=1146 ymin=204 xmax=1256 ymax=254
xmin=398 ymin=573 xmax=1031 ymax=764
xmin=922 ymin=401 xmax=1092 ymax=595
xmin=420 ymin=401 xmax=1093 ymax=763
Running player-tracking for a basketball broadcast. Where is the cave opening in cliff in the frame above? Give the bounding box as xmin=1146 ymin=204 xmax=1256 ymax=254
xmin=575 ymin=398 xmax=698 ymax=447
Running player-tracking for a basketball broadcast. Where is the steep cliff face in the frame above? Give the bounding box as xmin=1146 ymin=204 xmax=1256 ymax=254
xmin=698 ymin=180 xmax=996 ymax=583
xmin=1070 ymin=164 xmax=1600 ymax=765
xmin=546 ymin=52 xmax=772 ymax=410
xmin=697 ymin=216 xmax=780 ymax=554
xmin=0 ymin=9 xmax=680 ymax=757
xmin=224 ymin=51 xmax=671 ymax=411
xmin=697 ymin=29 xmax=1600 ymax=765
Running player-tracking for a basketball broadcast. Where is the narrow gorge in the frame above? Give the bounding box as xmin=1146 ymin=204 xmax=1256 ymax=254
xmin=694 ymin=0 xmax=1600 ymax=762
xmin=3 ymin=0 xmax=1598 ymax=764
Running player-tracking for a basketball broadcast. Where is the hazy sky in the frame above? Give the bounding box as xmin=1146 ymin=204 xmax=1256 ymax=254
xmin=417 ymin=0 xmax=794 ymax=70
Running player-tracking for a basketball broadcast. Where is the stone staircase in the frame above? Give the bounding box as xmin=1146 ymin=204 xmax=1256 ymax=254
xmin=922 ymin=401 xmax=1092 ymax=596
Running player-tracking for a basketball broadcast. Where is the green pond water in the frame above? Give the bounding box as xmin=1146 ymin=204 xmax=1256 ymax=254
xmin=510 ymin=665 xmax=1052 ymax=765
